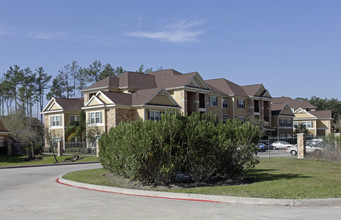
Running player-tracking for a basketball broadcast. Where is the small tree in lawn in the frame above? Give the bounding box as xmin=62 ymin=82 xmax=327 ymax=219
xmin=44 ymin=129 xmax=59 ymax=163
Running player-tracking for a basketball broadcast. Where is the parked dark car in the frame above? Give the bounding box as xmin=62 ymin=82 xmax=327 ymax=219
xmin=256 ymin=143 xmax=267 ymax=152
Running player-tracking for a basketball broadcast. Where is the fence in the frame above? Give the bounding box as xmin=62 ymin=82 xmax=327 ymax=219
xmin=257 ymin=136 xmax=327 ymax=158
xmin=64 ymin=142 xmax=96 ymax=155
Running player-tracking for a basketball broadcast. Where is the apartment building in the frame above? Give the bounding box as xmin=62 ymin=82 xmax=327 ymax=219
xmin=272 ymin=97 xmax=332 ymax=136
xmin=42 ymin=69 xmax=273 ymax=146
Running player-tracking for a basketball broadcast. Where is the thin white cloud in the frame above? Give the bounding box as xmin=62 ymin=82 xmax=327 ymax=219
xmin=0 ymin=25 xmax=17 ymax=36
xmin=26 ymin=30 xmax=95 ymax=42
xmin=126 ymin=18 xmax=206 ymax=43
xmin=25 ymin=30 xmax=124 ymax=46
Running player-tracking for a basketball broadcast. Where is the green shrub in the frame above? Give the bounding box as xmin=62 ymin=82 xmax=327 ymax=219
xmin=99 ymin=111 xmax=259 ymax=185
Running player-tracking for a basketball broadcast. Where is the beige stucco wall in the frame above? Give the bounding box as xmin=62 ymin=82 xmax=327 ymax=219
xmin=88 ymin=98 xmax=102 ymax=106
xmin=294 ymin=112 xmax=312 ymax=119
xmin=148 ymin=94 xmax=175 ymax=106
xmin=50 ymin=103 xmax=62 ymax=110
xmin=133 ymin=108 xmax=145 ymax=121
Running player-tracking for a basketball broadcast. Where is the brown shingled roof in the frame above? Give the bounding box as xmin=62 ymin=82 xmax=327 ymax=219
xmin=272 ymin=97 xmax=317 ymax=109
xmin=118 ymin=72 xmax=157 ymax=89
xmin=241 ymin=84 xmax=263 ymax=96
xmin=101 ymin=92 xmax=132 ymax=106
xmin=83 ymin=77 xmax=119 ymax=91
xmin=132 ymin=88 xmax=164 ymax=106
xmin=148 ymin=69 xmax=196 ymax=88
xmin=310 ymin=110 xmax=332 ymax=119
xmin=205 ymin=78 xmax=248 ymax=96
xmin=271 ymin=103 xmax=286 ymax=111
xmin=55 ymin=98 xmax=84 ymax=111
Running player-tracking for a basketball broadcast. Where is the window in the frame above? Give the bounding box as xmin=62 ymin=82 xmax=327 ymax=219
xmin=302 ymin=121 xmax=313 ymax=128
xmin=222 ymin=97 xmax=228 ymax=108
xmin=237 ymin=100 xmax=245 ymax=109
xmin=70 ymin=115 xmax=79 ymax=122
xmin=279 ymin=119 xmax=286 ymax=127
xmin=222 ymin=114 xmax=229 ymax=122
xmin=210 ymin=96 xmax=218 ymax=107
xmin=286 ymin=119 xmax=292 ymax=127
xmin=89 ymin=112 xmax=102 ymax=124
xmin=293 ymin=121 xmax=299 ymax=127
xmin=199 ymin=93 xmax=205 ymax=108
xmin=51 ymin=116 xmax=61 ymax=127
xmin=239 ymin=117 xmax=245 ymax=122
xmin=148 ymin=110 xmax=161 ymax=121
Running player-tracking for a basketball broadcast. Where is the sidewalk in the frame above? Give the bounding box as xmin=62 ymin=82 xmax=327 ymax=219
xmin=0 ymin=161 xmax=100 ymax=169
xmin=57 ymin=176 xmax=341 ymax=207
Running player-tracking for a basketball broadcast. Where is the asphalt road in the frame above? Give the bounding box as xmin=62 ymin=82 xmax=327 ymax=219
xmin=1 ymin=164 xmax=341 ymax=220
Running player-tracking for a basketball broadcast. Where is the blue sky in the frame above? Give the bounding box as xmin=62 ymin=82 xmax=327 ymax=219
xmin=1 ymin=0 xmax=340 ymax=99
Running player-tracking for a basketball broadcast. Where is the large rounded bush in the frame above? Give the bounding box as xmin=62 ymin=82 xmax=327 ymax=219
xmin=99 ymin=111 xmax=259 ymax=185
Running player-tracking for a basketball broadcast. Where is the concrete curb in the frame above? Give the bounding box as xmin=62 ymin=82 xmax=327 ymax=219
xmin=0 ymin=161 xmax=100 ymax=169
xmin=57 ymin=176 xmax=341 ymax=206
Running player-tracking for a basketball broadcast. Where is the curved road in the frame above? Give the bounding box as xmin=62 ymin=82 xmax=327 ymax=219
xmin=1 ymin=164 xmax=341 ymax=220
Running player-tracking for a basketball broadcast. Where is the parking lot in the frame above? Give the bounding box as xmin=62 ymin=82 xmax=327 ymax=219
xmin=257 ymin=149 xmax=292 ymax=158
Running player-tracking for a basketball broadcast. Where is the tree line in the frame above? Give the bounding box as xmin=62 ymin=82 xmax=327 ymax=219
xmin=0 ymin=61 xmax=162 ymax=118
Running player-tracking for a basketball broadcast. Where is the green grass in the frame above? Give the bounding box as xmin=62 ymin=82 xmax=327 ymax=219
xmin=63 ymin=157 xmax=341 ymax=199
xmin=0 ymin=154 xmax=99 ymax=167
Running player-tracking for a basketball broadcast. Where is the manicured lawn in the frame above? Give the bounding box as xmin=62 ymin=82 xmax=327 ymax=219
xmin=63 ymin=157 xmax=341 ymax=199
xmin=0 ymin=154 xmax=99 ymax=167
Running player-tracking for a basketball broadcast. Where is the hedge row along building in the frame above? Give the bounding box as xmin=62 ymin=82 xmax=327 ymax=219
xmin=42 ymin=69 xmax=274 ymax=147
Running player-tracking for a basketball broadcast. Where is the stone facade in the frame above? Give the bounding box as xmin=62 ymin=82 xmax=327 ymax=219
xmin=115 ymin=109 xmax=134 ymax=126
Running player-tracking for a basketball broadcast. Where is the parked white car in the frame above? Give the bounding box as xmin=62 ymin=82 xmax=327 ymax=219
xmin=271 ymin=141 xmax=294 ymax=150
xmin=286 ymin=144 xmax=323 ymax=156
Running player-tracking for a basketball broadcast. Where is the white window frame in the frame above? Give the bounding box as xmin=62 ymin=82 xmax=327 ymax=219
xmin=293 ymin=121 xmax=299 ymax=127
xmin=88 ymin=111 xmax=102 ymax=124
xmin=237 ymin=99 xmax=245 ymax=109
xmin=286 ymin=119 xmax=292 ymax=127
xmin=69 ymin=115 xmax=79 ymax=122
xmin=51 ymin=116 xmax=61 ymax=127
xmin=302 ymin=121 xmax=313 ymax=129
xmin=210 ymin=96 xmax=218 ymax=107
xmin=148 ymin=110 xmax=161 ymax=121
xmin=222 ymin=97 xmax=228 ymax=108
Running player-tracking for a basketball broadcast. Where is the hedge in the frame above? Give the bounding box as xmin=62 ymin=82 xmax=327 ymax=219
xmin=99 ymin=111 xmax=259 ymax=185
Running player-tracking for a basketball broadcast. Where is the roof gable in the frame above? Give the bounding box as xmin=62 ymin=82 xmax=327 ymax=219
xmin=186 ymin=73 xmax=210 ymax=90
xmin=132 ymin=88 xmax=179 ymax=107
xmin=294 ymin=108 xmax=317 ymax=119
xmin=42 ymin=98 xmax=63 ymax=112
xmin=85 ymin=95 xmax=105 ymax=107
xmin=242 ymin=84 xmax=272 ymax=98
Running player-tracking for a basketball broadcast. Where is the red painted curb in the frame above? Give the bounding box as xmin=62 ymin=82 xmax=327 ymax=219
xmin=56 ymin=178 xmax=223 ymax=204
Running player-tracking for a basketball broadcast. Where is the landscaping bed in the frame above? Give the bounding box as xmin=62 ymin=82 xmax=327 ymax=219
xmin=0 ymin=154 xmax=99 ymax=167
xmin=63 ymin=157 xmax=341 ymax=199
